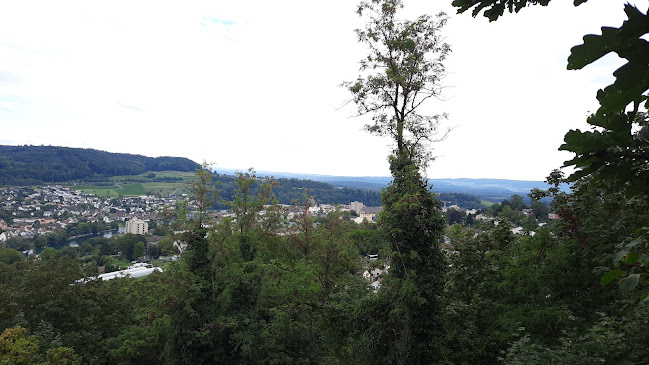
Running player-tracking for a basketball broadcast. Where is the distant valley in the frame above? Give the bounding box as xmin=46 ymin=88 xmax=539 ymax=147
xmin=217 ymin=168 xmax=565 ymax=203
xmin=0 ymin=145 xmax=563 ymax=206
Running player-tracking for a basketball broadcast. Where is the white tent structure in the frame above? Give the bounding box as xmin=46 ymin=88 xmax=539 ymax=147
xmin=76 ymin=265 xmax=162 ymax=283
xmin=97 ymin=266 xmax=162 ymax=281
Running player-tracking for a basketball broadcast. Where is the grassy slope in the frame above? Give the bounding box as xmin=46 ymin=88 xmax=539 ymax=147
xmin=109 ymin=171 xmax=195 ymax=182
xmin=75 ymin=171 xmax=194 ymax=197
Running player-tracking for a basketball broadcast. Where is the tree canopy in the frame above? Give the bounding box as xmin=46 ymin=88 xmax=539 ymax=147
xmin=344 ymin=0 xmax=450 ymax=168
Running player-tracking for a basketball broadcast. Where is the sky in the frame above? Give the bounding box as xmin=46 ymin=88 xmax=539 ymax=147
xmin=0 ymin=0 xmax=644 ymax=180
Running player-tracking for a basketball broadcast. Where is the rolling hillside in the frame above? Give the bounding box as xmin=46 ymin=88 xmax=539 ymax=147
xmin=217 ymin=168 xmax=568 ymax=202
xmin=0 ymin=145 xmax=200 ymax=185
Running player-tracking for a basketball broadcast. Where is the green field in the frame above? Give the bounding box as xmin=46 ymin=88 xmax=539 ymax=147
xmin=75 ymin=185 xmax=121 ymax=198
xmin=109 ymin=170 xmax=195 ymax=182
xmin=72 ymin=171 xmax=195 ymax=197
xmin=108 ymin=258 xmax=133 ymax=270
xmin=481 ymin=199 xmax=495 ymax=207
xmin=75 ymin=182 xmax=190 ymax=198
xmin=140 ymin=182 xmax=189 ymax=197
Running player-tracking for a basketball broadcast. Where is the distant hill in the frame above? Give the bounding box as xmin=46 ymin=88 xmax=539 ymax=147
xmin=211 ymin=175 xmax=383 ymax=208
xmin=0 ymin=145 xmax=200 ymax=185
xmin=216 ymin=168 xmax=568 ymax=203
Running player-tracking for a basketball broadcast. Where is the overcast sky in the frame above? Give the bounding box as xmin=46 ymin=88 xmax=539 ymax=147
xmin=0 ymin=0 xmax=643 ymax=180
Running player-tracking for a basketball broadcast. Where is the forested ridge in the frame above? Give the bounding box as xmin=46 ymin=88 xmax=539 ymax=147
xmin=214 ymin=175 xmax=487 ymax=208
xmin=212 ymin=174 xmax=384 ymax=207
xmin=0 ymin=145 xmax=199 ymax=185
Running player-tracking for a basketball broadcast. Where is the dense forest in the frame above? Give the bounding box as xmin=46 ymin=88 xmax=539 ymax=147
xmin=211 ymin=173 xmax=496 ymax=210
xmin=2 ymin=166 xmax=648 ymax=364
xmin=0 ymin=145 xmax=199 ymax=185
xmin=209 ymin=173 xmax=384 ymax=208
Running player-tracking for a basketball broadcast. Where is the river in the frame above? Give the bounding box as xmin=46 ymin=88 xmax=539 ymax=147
xmin=31 ymin=228 xmax=125 ymax=255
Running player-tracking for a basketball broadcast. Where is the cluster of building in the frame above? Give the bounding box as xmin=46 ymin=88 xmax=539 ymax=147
xmin=361 ymin=254 xmax=389 ymax=292
xmin=0 ymin=186 xmax=170 ymax=242
xmin=0 ymin=183 xmax=389 ymax=242
xmin=198 ymin=201 xmax=384 ymax=228
xmin=0 ymin=184 xmax=388 ymax=245
xmin=349 ymin=201 xmax=383 ymax=223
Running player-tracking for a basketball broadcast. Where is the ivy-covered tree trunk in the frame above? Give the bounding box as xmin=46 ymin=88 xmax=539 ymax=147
xmin=378 ymin=154 xmax=447 ymax=364
xmin=343 ymin=1 xmax=450 ymax=362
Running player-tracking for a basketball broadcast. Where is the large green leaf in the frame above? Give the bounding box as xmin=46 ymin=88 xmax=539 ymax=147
xmin=625 ymin=179 xmax=648 ymax=198
xmin=560 ymin=129 xmax=587 ymax=152
xmin=452 ymin=0 xmax=551 ymax=21
xmin=639 ymin=254 xmax=649 ymax=265
xmin=568 ymin=29 xmax=618 ymax=70
xmin=586 ymin=112 xmax=630 ymax=132
xmin=597 ymin=65 xmax=649 ymax=115
xmin=568 ymin=5 xmax=649 ymax=117
xmin=601 ymin=269 xmax=625 ymax=286
xmin=568 ymin=5 xmax=649 ymax=71
xmin=619 ymin=273 xmax=640 ymax=291
xmin=623 ymin=253 xmax=641 ymax=265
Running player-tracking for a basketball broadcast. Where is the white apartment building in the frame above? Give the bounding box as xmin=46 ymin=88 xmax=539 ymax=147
xmin=126 ymin=219 xmax=148 ymax=235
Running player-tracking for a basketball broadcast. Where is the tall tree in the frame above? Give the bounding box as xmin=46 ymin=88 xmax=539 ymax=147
xmin=229 ymin=169 xmax=279 ymax=261
xmin=344 ymin=1 xmax=450 ymax=363
xmin=343 ymin=0 xmax=451 ymax=168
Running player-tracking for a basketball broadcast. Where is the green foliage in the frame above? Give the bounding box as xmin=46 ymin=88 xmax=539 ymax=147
xmin=0 ymin=326 xmax=81 ymax=365
xmin=442 ymin=209 xmax=627 ymax=364
xmin=0 ymin=326 xmax=40 ymax=365
xmin=160 ymin=168 xmax=367 ymax=364
xmin=45 ymin=346 xmax=82 ymax=365
xmin=0 ymin=256 xmax=132 ymax=363
xmin=567 ymin=5 xmax=649 ymax=114
xmin=502 ymin=306 xmax=649 ymax=364
xmin=437 ymin=192 xmax=485 ymax=210
xmin=4 ymin=237 xmax=31 ymax=251
xmin=560 ymin=108 xmax=649 ymax=197
xmin=452 ymin=0 xmax=554 ymax=21
xmin=446 ymin=207 xmax=465 ymax=225
xmin=109 ymin=170 xmax=194 ymax=182
xmin=529 ymin=199 xmax=548 ymax=220
xmin=189 ymin=164 xmax=219 ymax=228
xmin=105 ymin=233 xmax=148 ymax=261
xmin=133 ymin=242 xmax=146 ymax=260
xmin=0 ymin=247 xmax=23 ymax=265
xmin=346 ymin=224 xmax=388 ymax=255
xmin=343 ymin=0 xmax=450 ymax=167
xmin=603 ymin=227 xmax=649 ymax=300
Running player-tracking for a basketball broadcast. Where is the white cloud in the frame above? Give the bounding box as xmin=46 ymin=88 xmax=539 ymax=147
xmin=0 ymin=0 xmax=644 ymax=180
